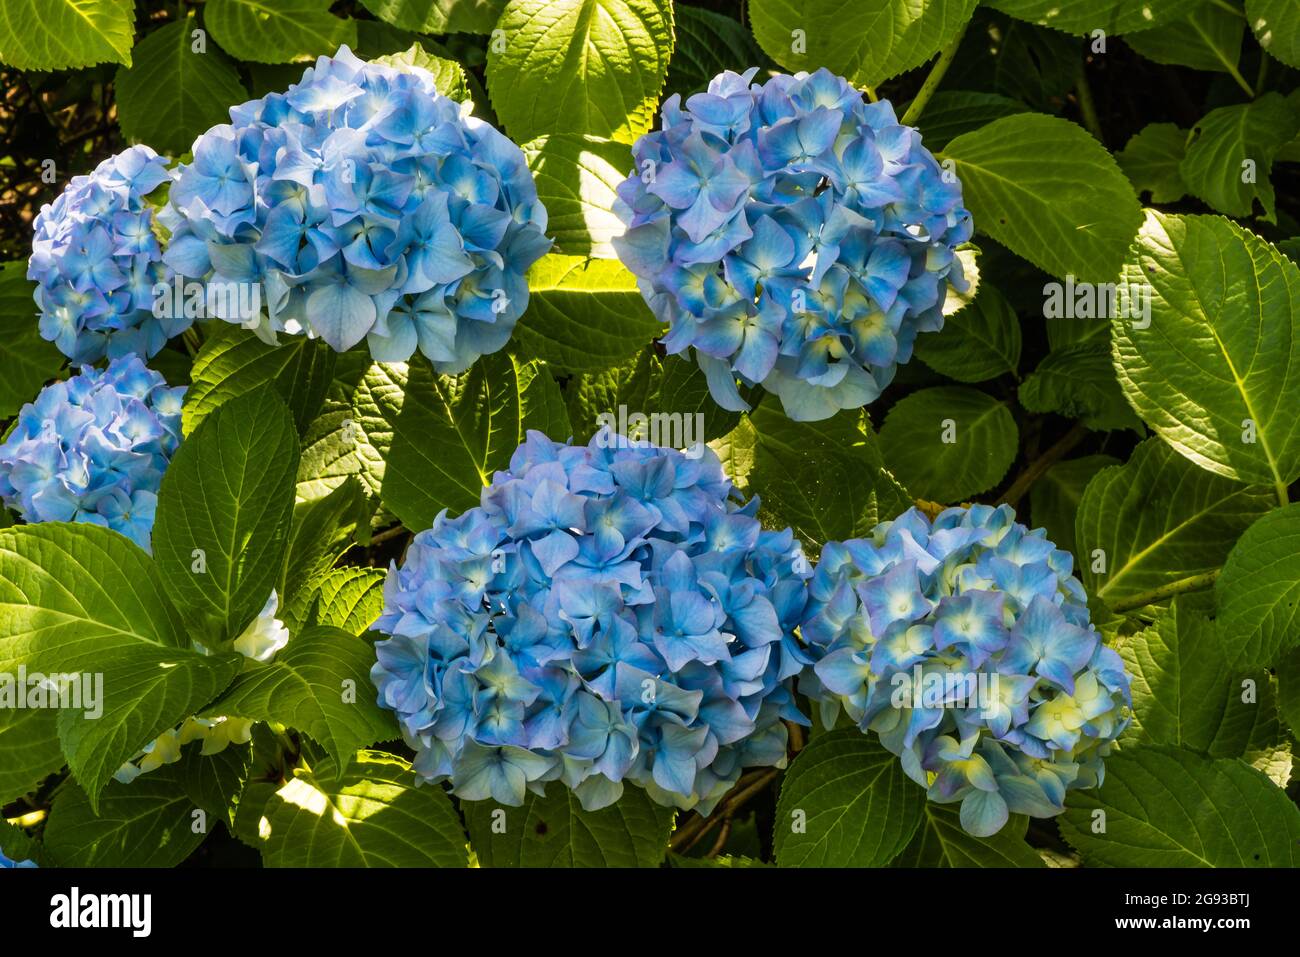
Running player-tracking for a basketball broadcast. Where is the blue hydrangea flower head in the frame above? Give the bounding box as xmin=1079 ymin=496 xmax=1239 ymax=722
xmin=613 ymin=68 xmax=973 ymax=422
xmin=161 ymin=46 xmax=551 ymax=372
xmin=0 ymin=355 xmax=184 ymax=552
xmin=800 ymin=504 xmax=1130 ymax=837
xmin=0 ymin=846 xmax=37 ymax=868
xmin=371 ymin=429 xmax=813 ymax=813
xmin=29 ymin=145 xmax=183 ymax=362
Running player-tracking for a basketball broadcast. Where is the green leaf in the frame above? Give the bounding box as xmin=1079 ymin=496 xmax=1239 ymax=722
xmin=1278 ymin=646 xmax=1300 ymax=736
xmin=1124 ymin=3 xmax=1246 ymax=76
xmin=522 ymin=135 xmax=632 ymax=258
xmin=45 ymin=765 xmax=209 ymax=867
xmin=1247 ymin=0 xmax=1300 ymax=68
xmin=515 ymin=254 xmax=662 ymax=372
xmin=1119 ymin=596 xmax=1282 ymax=756
xmin=665 ymin=5 xmax=769 ymax=98
xmin=774 ymin=729 xmax=924 ymax=867
xmin=1019 ymin=345 xmax=1142 ymax=432
xmin=154 ymin=389 xmax=300 ymax=644
xmin=281 ymin=479 xmax=363 ymax=625
xmin=1117 ymin=123 xmax=1189 ymax=203
xmin=670 ymin=852 xmax=771 ymax=867
xmin=1029 ymin=454 xmax=1119 ymax=560
xmin=942 ymin=113 xmax=1144 ymax=282
xmin=374 ymin=42 xmax=470 ymax=101
xmin=205 ymin=0 xmax=357 ymax=64
xmin=0 ymin=523 xmax=241 ymax=809
xmin=178 ymin=740 xmax=252 ymax=827
xmin=1180 ymin=92 xmax=1300 ymax=221
xmin=116 ymin=18 xmax=248 ymax=156
xmin=0 ymin=261 xmax=63 ymax=420
xmin=359 ymin=0 xmax=507 ymax=34
xmin=0 ymin=819 xmax=48 ymax=866
xmin=879 ymin=386 xmax=1018 ymax=502
xmin=915 ymin=283 xmax=1021 ymax=383
xmin=464 ymin=786 xmax=674 ymax=866
xmin=380 ymin=354 xmax=543 ymax=530
xmin=0 ymin=708 xmax=63 ymax=806
xmin=304 ymin=567 xmax=387 ymax=635
xmin=1114 ymin=211 xmax=1300 ymax=493
xmin=0 ymin=0 xmax=134 ymax=70
xmin=750 ymin=0 xmax=978 ymax=89
xmin=946 ymin=17 xmax=1076 ymax=111
xmin=564 ymin=347 xmax=662 ymax=442
xmin=1059 ymin=745 xmax=1300 ymax=866
xmin=486 ymin=0 xmax=675 ymax=144
xmin=655 ymin=354 xmax=743 ymax=442
xmin=297 ymin=355 xmax=401 ymax=504
xmin=988 ymin=0 xmax=1204 ymax=34
xmin=1077 ymin=438 xmax=1274 ymax=608
xmin=205 ymin=626 xmax=398 ymax=767
xmin=894 ymin=804 xmax=1043 ymax=867
xmin=1215 ymin=503 xmax=1300 ymax=669
xmin=732 ymin=400 xmax=911 ymax=555
xmin=183 ymin=324 xmax=337 ymax=436
xmin=912 ymin=91 xmax=1030 ymax=153
xmin=259 ymin=750 xmax=468 ymax=866
xmin=519 ymin=356 xmax=574 ymax=439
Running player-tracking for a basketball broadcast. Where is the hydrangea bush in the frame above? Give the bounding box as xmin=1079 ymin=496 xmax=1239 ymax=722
xmin=0 ymin=356 xmax=182 ymax=550
xmin=371 ymin=429 xmax=811 ymax=813
xmin=29 ymin=145 xmax=184 ymax=362
xmin=2 ymin=0 xmax=1298 ymax=876
xmin=161 ymin=47 xmax=551 ymax=371
xmin=801 ymin=505 xmax=1130 ymax=836
xmin=613 ymin=67 xmax=971 ymax=421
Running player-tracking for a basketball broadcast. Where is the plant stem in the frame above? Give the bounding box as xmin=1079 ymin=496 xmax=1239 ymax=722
xmin=1109 ymin=569 xmax=1221 ymax=614
xmin=669 ymin=768 xmax=779 ymax=854
xmin=900 ymin=21 xmax=969 ymax=127
xmin=369 ymin=524 xmax=410 ymax=546
xmin=1074 ymin=59 xmax=1105 ymax=144
xmin=996 ymin=423 xmax=1088 ymax=508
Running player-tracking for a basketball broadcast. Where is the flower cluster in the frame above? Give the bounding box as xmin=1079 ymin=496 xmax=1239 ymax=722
xmin=371 ymin=430 xmax=811 ymax=813
xmin=0 ymin=356 xmax=183 ymax=551
xmin=29 ymin=145 xmax=183 ymax=363
xmin=114 ymin=591 xmax=289 ymax=784
xmin=800 ymin=505 xmax=1130 ymax=837
xmin=613 ymin=68 xmax=972 ymax=422
xmin=161 ymin=46 xmax=551 ymax=372
xmin=0 ymin=846 xmax=36 ymax=868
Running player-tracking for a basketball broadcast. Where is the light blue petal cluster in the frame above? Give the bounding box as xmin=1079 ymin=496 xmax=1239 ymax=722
xmin=371 ymin=429 xmax=812 ymax=813
xmin=613 ymin=68 xmax=972 ymax=421
xmin=29 ymin=145 xmax=181 ymax=362
xmin=161 ymin=46 xmax=551 ymax=371
xmin=0 ymin=846 xmax=37 ymax=868
xmin=0 ymin=356 xmax=183 ymax=552
xmin=801 ymin=505 xmax=1131 ymax=837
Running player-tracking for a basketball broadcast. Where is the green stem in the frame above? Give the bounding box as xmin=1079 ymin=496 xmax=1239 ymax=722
xmin=997 ymin=423 xmax=1089 ymax=508
xmin=1074 ymin=59 xmax=1104 ymax=144
xmin=1275 ymin=479 xmax=1290 ymax=508
xmin=900 ymin=20 xmax=970 ymax=127
xmin=1109 ymin=569 xmax=1221 ymax=614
